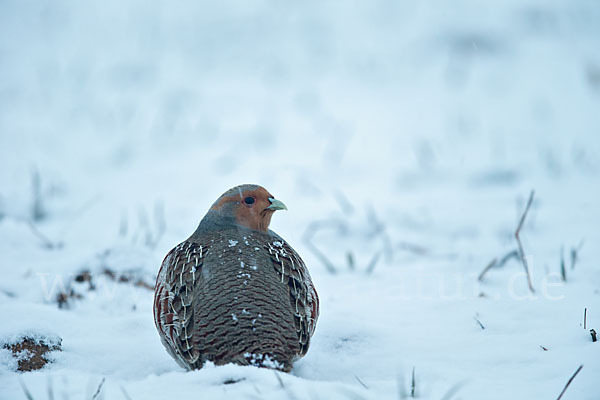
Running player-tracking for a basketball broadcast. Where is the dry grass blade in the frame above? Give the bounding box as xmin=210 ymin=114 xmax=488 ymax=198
xmin=515 ymin=190 xmax=535 ymax=293
xmin=120 ymin=385 xmax=133 ymax=400
xmin=27 ymin=220 xmax=60 ymax=249
xmin=570 ymin=239 xmax=584 ymax=270
xmin=556 ymin=365 xmax=583 ymax=400
xmin=410 ymin=367 xmax=416 ymax=398
xmin=397 ymin=241 xmax=429 ymax=256
xmin=347 ymin=252 xmax=355 ymax=271
xmin=354 ymin=375 xmax=368 ymax=389
xmin=31 ymin=168 xmax=46 ymax=222
xmin=498 ymin=249 xmax=519 ymax=267
xmin=334 ymin=190 xmax=354 ymax=216
xmin=560 ymin=246 xmax=566 ymax=281
xmin=302 ymin=221 xmax=342 ymax=274
xmin=0 ymin=194 xmax=5 ymax=222
xmin=336 ymin=387 xmax=368 ymax=400
xmin=478 ymin=257 xmax=497 ymax=281
xmin=19 ymin=378 xmax=35 ymax=400
xmin=397 ymin=372 xmax=407 ymax=399
xmin=274 ymin=371 xmax=299 ymax=400
xmin=274 ymin=371 xmax=285 ymax=388
xmin=92 ymin=377 xmax=106 ymax=400
xmin=47 ymin=376 xmax=54 ymax=400
xmin=439 ymin=381 xmax=465 ymax=400
xmin=58 ymin=195 xmax=101 ymax=238
xmin=305 ymin=241 xmax=337 ymax=274
xmin=365 ymin=205 xmax=386 ymax=238
xmin=478 ymin=250 xmax=518 ymax=281
xmin=149 ymin=200 xmax=166 ymax=249
xmin=474 ymin=317 xmax=485 ymax=330
xmin=365 ymin=251 xmax=381 ymax=275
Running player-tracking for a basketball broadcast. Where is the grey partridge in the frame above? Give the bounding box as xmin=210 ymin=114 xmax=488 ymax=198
xmin=153 ymin=184 xmax=319 ymax=372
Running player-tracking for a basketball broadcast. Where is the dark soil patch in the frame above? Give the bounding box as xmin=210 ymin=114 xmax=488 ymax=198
xmin=3 ymin=337 xmax=62 ymax=372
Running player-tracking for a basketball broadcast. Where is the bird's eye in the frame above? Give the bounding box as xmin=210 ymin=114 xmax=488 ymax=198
xmin=244 ymin=196 xmax=255 ymax=205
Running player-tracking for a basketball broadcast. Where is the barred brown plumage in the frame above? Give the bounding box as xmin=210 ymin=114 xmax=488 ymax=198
xmin=153 ymin=184 xmax=319 ymax=371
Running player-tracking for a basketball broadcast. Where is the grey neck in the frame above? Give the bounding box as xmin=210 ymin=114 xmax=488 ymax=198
xmin=189 ymin=209 xmax=277 ymax=242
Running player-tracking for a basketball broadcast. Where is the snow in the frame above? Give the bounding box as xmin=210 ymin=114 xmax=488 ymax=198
xmin=1 ymin=0 xmax=600 ymax=399
xmin=244 ymin=353 xmax=285 ymax=370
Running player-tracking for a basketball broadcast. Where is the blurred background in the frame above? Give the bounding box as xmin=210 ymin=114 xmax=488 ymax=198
xmin=1 ymin=1 xmax=599 ymax=398
xmin=1 ymin=0 xmax=599 ymax=216
xmin=2 ymin=0 xmax=599 ymax=270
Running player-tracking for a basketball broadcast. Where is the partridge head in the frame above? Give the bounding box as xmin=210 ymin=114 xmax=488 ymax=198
xmin=201 ymin=185 xmax=288 ymax=232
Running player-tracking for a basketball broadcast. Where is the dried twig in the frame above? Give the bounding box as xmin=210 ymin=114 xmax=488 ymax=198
xmin=540 ymin=345 xmax=548 ymax=351
xmin=555 ymin=365 xmax=583 ymax=400
xmin=584 ymin=308 xmax=587 ymax=330
xmin=515 ymin=190 xmax=535 ymax=293
xmin=591 ymin=329 xmax=597 ymax=342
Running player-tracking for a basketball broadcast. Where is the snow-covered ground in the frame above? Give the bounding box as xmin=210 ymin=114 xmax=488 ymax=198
xmin=1 ymin=1 xmax=599 ymax=399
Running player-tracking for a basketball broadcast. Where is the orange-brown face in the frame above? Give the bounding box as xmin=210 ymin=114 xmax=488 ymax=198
xmin=210 ymin=186 xmax=287 ymax=231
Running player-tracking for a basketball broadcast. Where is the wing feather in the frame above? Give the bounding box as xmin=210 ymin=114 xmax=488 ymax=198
xmin=266 ymin=240 xmax=319 ymax=356
xmin=154 ymin=241 xmax=205 ymax=369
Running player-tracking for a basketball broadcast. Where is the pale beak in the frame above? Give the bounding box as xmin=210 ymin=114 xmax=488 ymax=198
xmin=267 ymin=198 xmax=288 ymax=211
